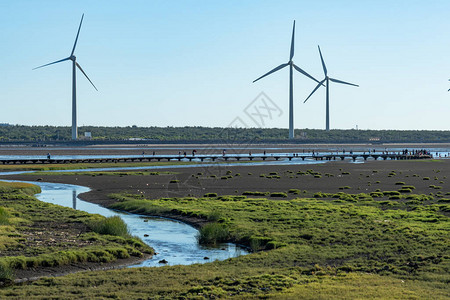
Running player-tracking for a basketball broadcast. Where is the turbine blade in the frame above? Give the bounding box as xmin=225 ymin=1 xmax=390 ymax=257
xmin=329 ymin=77 xmax=359 ymax=87
xmin=33 ymin=57 xmax=70 ymax=70
xmin=71 ymin=14 xmax=84 ymax=56
xmin=304 ymin=79 xmax=326 ymax=103
xmin=76 ymin=62 xmax=98 ymax=91
xmin=290 ymin=20 xmax=295 ymax=60
xmin=318 ymin=45 xmax=327 ymax=76
xmin=253 ymin=63 xmax=289 ymax=83
xmin=293 ymin=63 xmax=321 ymax=84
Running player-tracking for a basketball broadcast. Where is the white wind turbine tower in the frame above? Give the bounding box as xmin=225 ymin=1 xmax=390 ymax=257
xmin=34 ymin=14 xmax=97 ymax=140
xmin=253 ymin=21 xmax=321 ymax=139
xmin=303 ymin=46 xmax=358 ymax=131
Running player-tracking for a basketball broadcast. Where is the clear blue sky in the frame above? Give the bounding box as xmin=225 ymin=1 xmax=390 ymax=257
xmin=1 ymin=0 xmax=449 ymax=130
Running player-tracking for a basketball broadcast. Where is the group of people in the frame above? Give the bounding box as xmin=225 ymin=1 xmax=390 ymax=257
xmin=136 ymin=148 xmax=447 ymax=159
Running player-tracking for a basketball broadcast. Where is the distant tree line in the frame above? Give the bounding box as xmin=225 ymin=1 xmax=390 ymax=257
xmin=0 ymin=125 xmax=449 ymax=144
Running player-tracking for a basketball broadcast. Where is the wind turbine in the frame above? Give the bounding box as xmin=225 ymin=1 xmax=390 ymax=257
xmin=303 ymin=46 xmax=358 ymax=131
xmin=253 ymin=21 xmax=321 ymax=139
xmin=34 ymin=14 xmax=97 ymax=140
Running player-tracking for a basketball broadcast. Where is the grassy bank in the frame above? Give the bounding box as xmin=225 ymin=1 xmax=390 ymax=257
xmin=0 ymin=181 xmax=152 ymax=285
xmin=1 ymin=190 xmax=447 ymax=298
xmin=109 ymin=193 xmax=449 ymax=276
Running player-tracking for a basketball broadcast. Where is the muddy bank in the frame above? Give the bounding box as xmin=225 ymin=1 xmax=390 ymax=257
xmin=3 ymin=159 xmax=449 ymax=205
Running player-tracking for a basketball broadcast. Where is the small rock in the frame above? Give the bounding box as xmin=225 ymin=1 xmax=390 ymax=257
xmin=143 ymin=219 xmax=148 ymax=222
xmin=159 ymin=259 xmax=168 ymax=264
xmin=203 ymin=257 xmax=209 ymax=260
xmin=144 ymin=234 xmax=149 ymax=237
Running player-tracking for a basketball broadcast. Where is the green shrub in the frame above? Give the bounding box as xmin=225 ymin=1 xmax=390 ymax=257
xmin=0 ymin=207 xmax=10 ymax=225
xmin=370 ymin=192 xmax=384 ymax=198
xmin=395 ymin=182 xmax=405 ymax=185
xmin=0 ymin=261 xmax=13 ymax=284
xmin=204 ymin=193 xmax=217 ymax=198
xmin=197 ymin=223 xmax=229 ymax=245
xmin=383 ymin=191 xmax=401 ymax=196
xmin=402 ymin=185 xmax=416 ymax=190
xmin=242 ymin=191 xmax=268 ymax=196
xmin=207 ymin=210 xmax=223 ymax=222
xmin=89 ymin=216 xmax=129 ymax=237
xmin=265 ymin=241 xmax=287 ymax=250
xmin=314 ymin=192 xmax=328 ymax=198
xmin=288 ymin=189 xmax=300 ymax=194
xmin=249 ymin=236 xmax=273 ymax=252
xmin=270 ymin=192 xmax=287 ymax=198
xmin=423 ymin=177 xmax=430 ymax=180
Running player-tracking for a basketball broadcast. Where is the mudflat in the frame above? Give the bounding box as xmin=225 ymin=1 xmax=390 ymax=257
xmin=3 ymin=159 xmax=449 ymax=207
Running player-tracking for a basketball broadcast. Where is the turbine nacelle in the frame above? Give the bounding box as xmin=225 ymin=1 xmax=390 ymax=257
xmin=33 ymin=14 xmax=96 ymax=141
xmin=303 ymin=45 xmax=358 ymax=131
xmin=252 ymin=20 xmax=321 ymax=139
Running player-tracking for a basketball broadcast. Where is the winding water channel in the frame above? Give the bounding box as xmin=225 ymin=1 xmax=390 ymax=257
xmin=6 ymin=180 xmax=248 ymax=267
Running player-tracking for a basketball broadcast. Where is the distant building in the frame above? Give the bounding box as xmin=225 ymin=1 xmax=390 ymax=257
xmin=297 ymin=131 xmax=307 ymax=139
xmin=78 ymin=132 xmax=92 ymax=140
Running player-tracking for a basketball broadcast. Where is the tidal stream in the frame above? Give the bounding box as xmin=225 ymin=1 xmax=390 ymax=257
xmin=7 ymin=180 xmax=248 ymax=267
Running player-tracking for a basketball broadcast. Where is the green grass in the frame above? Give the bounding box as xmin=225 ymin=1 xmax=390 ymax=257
xmin=0 ymin=181 xmax=152 ymax=284
xmin=0 ymin=175 xmax=449 ymax=298
xmin=89 ymin=216 xmax=130 ymax=237
xmin=5 ymin=190 xmax=445 ymax=298
xmin=197 ymin=223 xmax=229 ymax=245
xmin=0 ymin=261 xmax=13 ymax=284
xmin=109 ymin=193 xmax=449 ymax=275
xmin=0 ymin=207 xmax=10 ymax=225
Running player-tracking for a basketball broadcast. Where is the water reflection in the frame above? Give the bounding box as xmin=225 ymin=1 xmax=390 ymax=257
xmin=72 ymin=189 xmax=76 ymax=210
